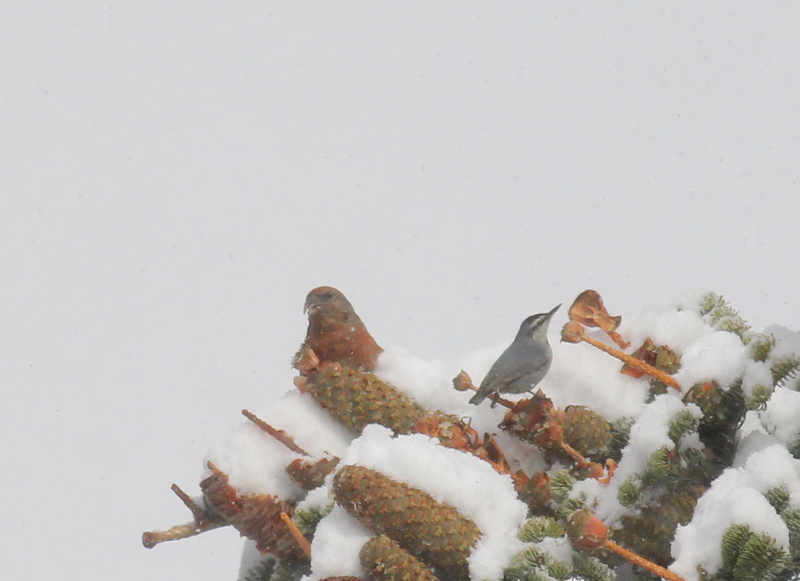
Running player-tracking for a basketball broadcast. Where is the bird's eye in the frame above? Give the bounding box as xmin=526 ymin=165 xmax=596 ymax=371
xmin=322 ymin=291 xmax=333 ymax=300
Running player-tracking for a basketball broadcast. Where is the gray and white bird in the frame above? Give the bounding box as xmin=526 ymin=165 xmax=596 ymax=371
xmin=469 ymin=304 xmax=561 ymax=406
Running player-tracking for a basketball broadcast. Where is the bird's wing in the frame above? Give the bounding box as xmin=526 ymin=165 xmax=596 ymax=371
xmin=480 ymin=356 xmax=531 ymax=390
xmin=480 ymin=343 xmax=551 ymax=390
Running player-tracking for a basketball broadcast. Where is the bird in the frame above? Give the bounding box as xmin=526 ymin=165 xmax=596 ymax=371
xmin=293 ymin=286 xmax=383 ymax=373
xmin=469 ymin=304 xmax=561 ymax=406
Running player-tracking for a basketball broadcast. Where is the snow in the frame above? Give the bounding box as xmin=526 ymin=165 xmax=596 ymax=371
xmin=194 ymin=293 xmax=800 ymax=581
xmin=204 ymin=391 xmax=352 ymax=498
xmin=307 ymin=506 xmax=373 ymax=581
xmin=5 ymin=4 xmax=800 ymax=581
xmin=545 ymin=338 xmax=647 ymax=421
xmin=620 ymin=300 xmax=715 ymax=354
xmin=238 ymin=541 xmax=263 ymax=580
xmin=741 ymin=360 xmax=774 ymax=399
xmin=673 ymin=331 xmax=747 ymax=389
xmin=767 ymin=326 xmax=800 ymax=366
xmin=295 ymin=481 xmax=334 ymax=516
xmin=153 ymin=291 xmax=800 ymax=580
xmin=217 ymin=294 xmax=800 ymax=578
xmin=536 ymin=535 xmax=574 ymax=567
xmin=338 ymin=425 xmax=529 ymax=581
xmin=544 ymin=301 xmax=744 ymax=419
xmin=671 ymin=445 xmax=800 ymax=581
xmin=672 ymin=488 xmax=784 ymax=579
xmin=375 ymin=345 xmax=506 ymax=432
xmin=595 ymin=394 xmax=702 ymax=524
xmin=759 ymin=388 xmax=800 ymax=449
xmin=375 ymin=346 xmax=463 ymax=412
xmin=205 ymin=418 xmax=303 ymax=499
xmin=614 ymin=394 xmax=688 ymax=483
xmin=254 ymin=391 xmax=355 ymax=460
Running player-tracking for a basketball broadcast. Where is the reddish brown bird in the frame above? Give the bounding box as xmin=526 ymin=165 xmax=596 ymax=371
xmin=294 ymin=286 xmax=383 ymax=373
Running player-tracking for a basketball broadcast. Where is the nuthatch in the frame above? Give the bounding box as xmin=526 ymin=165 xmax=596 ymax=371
xmin=469 ymin=304 xmax=560 ymax=406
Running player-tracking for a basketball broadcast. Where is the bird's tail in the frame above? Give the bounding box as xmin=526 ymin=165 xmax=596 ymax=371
xmin=468 ymin=389 xmax=488 ymax=406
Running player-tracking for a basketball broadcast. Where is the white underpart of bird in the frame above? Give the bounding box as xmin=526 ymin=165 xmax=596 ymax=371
xmin=469 ymin=304 xmax=560 ymax=406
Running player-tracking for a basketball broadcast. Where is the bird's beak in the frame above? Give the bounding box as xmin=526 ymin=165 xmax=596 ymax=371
xmin=304 ymin=298 xmax=321 ymax=315
xmin=547 ymin=304 xmax=561 ymax=319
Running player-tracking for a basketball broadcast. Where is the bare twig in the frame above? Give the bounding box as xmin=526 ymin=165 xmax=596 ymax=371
xmin=582 ymin=333 xmax=682 ymax=392
xmin=142 ymin=519 xmax=227 ymax=549
xmin=280 ymin=512 xmax=312 ymax=559
xmin=242 ymin=409 xmax=310 ymax=456
xmin=604 ymin=540 xmax=685 ymax=581
xmin=171 ymin=484 xmax=207 ymax=523
xmin=453 ymin=370 xmax=516 ymax=408
xmin=563 ymin=322 xmax=682 ymax=392
xmin=569 ymin=510 xmax=685 ymax=581
xmin=142 ymin=482 xmax=227 ymax=549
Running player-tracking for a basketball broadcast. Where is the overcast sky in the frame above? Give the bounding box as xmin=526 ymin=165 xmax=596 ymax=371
xmin=2 ymin=3 xmax=800 ymax=580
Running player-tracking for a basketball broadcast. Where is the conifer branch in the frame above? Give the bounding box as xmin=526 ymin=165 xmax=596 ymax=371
xmin=568 ymin=510 xmax=685 ymax=581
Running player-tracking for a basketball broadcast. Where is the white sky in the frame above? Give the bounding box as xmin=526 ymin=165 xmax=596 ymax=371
xmin=2 ymin=3 xmax=799 ymax=580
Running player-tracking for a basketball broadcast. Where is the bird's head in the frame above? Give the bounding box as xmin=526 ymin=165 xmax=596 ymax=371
xmin=304 ymin=286 xmax=356 ymax=321
xmin=517 ymin=304 xmax=561 ymax=341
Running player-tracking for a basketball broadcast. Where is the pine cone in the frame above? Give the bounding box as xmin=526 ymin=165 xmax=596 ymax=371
xmin=517 ymin=471 xmax=553 ymax=515
xmin=303 ymin=363 xmax=427 ymax=434
xmin=562 ymin=405 xmax=614 ymax=459
xmin=200 ymin=465 xmax=305 ymax=561
xmin=333 ymin=465 xmax=480 ymax=581
xmin=286 ymin=457 xmax=341 ymax=491
xmin=360 ymin=535 xmax=441 ymax=581
xmin=500 ymin=391 xmax=554 ymax=445
xmin=501 ymin=393 xmax=613 ymax=461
